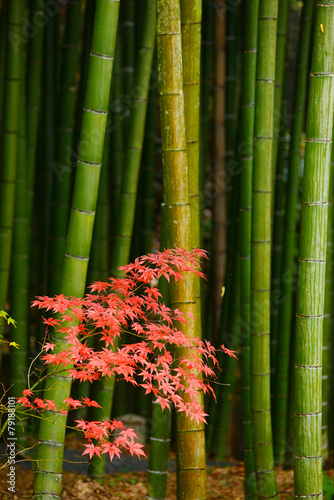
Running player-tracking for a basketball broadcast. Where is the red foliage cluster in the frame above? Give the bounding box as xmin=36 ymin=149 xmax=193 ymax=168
xmin=18 ymin=248 xmax=237 ymax=461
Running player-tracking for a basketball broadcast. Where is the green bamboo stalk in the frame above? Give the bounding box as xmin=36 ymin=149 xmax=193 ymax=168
xmin=327 ymin=139 xmax=334 ymax=459
xmin=181 ymin=0 xmax=201 ymax=253
xmin=157 ymin=1 xmax=206 ymax=498
xmin=322 ymin=126 xmax=334 ymax=462
xmin=271 ymin=0 xmax=289 ymax=181
xmin=212 ymin=1 xmax=227 ymax=342
xmin=26 ymin=0 xmax=44 ymax=226
xmin=72 ymin=0 xmax=96 ymax=155
xmin=69 ymin=107 xmax=111 ymax=428
xmin=85 ymin=100 xmax=114 ymax=483
xmin=87 ymin=0 xmax=156 ymax=481
xmin=0 ymin=2 xmax=7 ymax=129
xmin=137 ymin=83 xmax=158 ymax=256
xmin=40 ymin=0 xmax=59 ymax=293
xmin=110 ymin=0 xmax=156 ymax=278
xmin=212 ymin=240 xmax=240 ymax=460
xmin=199 ymin=0 xmax=214 ymax=244
xmin=146 ymin=208 xmax=172 ymax=500
xmin=225 ymin=4 xmax=240 ymax=221
xmin=32 ymin=2 xmax=120 ymax=498
xmin=180 ymin=0 xmax=203 ymax=455
xmin=270 ymin=0 xmax=289 ymax=369
xmin=250 ymin=0 xmax=278 ymax=497
xmin=294 ymin=6 xmax=334 ymax=498
xmin=49 ymin=0 xmax=83 ymax=295
xmin=147 ymin=399 xmax=172 ymax=500
xmin=9 ymin=24 xmax=28 ymax=444
xmin=273 ymin=0 xmax=315 ymax=465
xmin=121 ymin=0 xmax=135 ymax=132
xmin=0 ymin=0 xmax=23 ymax=344
xmin=109 ymin=33 xmax=124 ymax=239
xmin=239 ymin=0 xmax=259 ymax=495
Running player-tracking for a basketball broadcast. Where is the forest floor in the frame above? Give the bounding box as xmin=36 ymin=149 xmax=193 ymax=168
xmin=0 ymin=437 xmax=333 ymax=499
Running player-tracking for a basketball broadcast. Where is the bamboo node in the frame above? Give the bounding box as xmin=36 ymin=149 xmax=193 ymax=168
xmin=64 ymin=253 xmax=89 ymax=261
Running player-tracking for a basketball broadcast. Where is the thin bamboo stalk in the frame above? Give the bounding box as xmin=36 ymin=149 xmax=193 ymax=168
xmin=0 ymin=2 xmax=7 ymax=129
xmin=0 ymin=0 xmax=23 ymax=343
xmin=199 ymin=0 xmax=213 ymax=247
xmin=49 ymin=0 xmax=83 ymax=295
xmin=270 ymin=0 xmax=289 ymax=369
xmin=110 ymin=0 xmax=156 ymax=278
xmin=109 ymin=33 xmax=124 ymax=239
xmin=157 ymin=1 xmax=206 ymax=498
xmin=26 ymin=0 xmax=44 ymax=231
xmin=32 ymin=2 xmax=119 ymax=497
xmin=212 ymin=237 xmax=240 ymax=460
xmin=146 ymin=211 xmax=172 ymax=500
xmin=121 ymin=0 xmax=135 ymax=132
xmin=273 ymin=0 xmax=315 ymax=464
xmin=322 ymin=127 xmax=334 ymax=462
xmin=9 ymin=25 xmax=28 ymax=444
xmin=239 ymin=0 xmax=259 ymax=495
xmin=137 ymin=83 xmax=158 ymax=256
xmin=40 ymin=0 xmax=59 ymax=293
xmin=87 ymin=0 xmax=156 ymax=481
xmin=250 ymin=0 xmax=278 ymax=497
xmin=294 ymin=5 xmax=334 ymax=498
xmin=212 ymin=1 xmax=226 ymax=342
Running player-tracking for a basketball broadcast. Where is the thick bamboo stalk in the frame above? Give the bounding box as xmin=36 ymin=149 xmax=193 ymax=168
xmin=250 ymin=0 xmax=278 ymax=497
xmin=49 ymin=0 xmax=83 ymax=295
xmin=0 ymin=0 xmax=23 ymax=342
xmin=294 ymin=5 xmax=334 ymax=498
xmin=273 ymin=0 xmax=315 ymax=465
xmin=32 ymin=2 xmax=119 ymax=498
xmin=239 ymin=0 xmax=259 ymax=495
xmin=157 ymin=1 xmax=206 ymax=498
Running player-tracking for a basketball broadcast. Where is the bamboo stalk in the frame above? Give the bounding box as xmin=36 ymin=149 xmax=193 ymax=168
xmin=322 ymin=127 xmax=334 ymax=462
xmin=87 ymin=0 xmax=156 ymax=481
xmin=110 ymin=0 xmax=156 ymax=278
xmin=32 ymin=2 xmax=120 ymax=497
xmin=26 ymin=0 xmax=44 ymax=234
xmin=294 ymin=5 xmax=334 ymax=498
xmin=49 ymin=0 xmax=83 ymax=295
xmin=273 ymin=0 xmax=315 ymax=465
xmin=250 ymin=0 xmax=278 ymax=497
xmin=212 ymin=1 xmax=226 ymax=342
xmin=9 ymin=21 xmax=28 ymax=444
xmin=270 ymin=0 xmax=289 ymax=370
xmin=239 ymin=0 xmax=259 ymax=495
xmin=0 ymin=0 xmax=23 ymax=344
xmin=157 ymin=1 xmax=206 ymax=498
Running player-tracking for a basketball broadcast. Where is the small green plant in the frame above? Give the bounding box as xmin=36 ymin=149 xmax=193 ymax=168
xmin=0 ymin=311 xmax=18 ymax=348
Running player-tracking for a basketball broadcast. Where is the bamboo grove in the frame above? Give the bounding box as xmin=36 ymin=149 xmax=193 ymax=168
xmin=0 ymin=0 xmax=333 ymax=499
